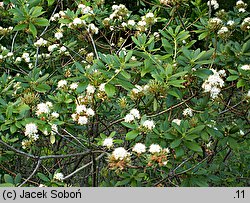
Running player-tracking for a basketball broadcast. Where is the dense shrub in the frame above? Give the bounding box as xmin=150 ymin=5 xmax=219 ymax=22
xmin=0 ymin=0 xmax=249 ymax=187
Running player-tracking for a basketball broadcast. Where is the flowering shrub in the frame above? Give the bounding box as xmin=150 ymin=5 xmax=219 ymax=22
xmin=0 ymin=0 xmax=249 ymax=187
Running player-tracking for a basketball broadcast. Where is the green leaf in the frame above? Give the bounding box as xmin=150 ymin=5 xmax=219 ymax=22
xmin=121 ymin=122 xmax=137 ymax=129
xmin=14 ymin=173 xmax=22 ymax=185
xmin=170 ymin=139 xmax=182 ymax=148
xmin=50 ymin=134 xmax=56 ymax=144
xmin=0 ymin=183 xmax=15 ymax=187
xmin=74 ymin=62 xmax=85 ymax=73
xmin=126 ymin=130 xmax=140 ymax=140
xmin=226 ymin=75 xmax=239 ymax=81
xmin=34 ymin=18 xmax=49 ymax=26
xmin=237 ymin=79 xmax=246 ymax=88
xmin=4 ymin=174 xmax=14 ymax=184
xmin=47 ymin=0 xmax=55 ymax=6
xmin=184 ymin=141 xmax=202 ymax=152
xmin=168 ymin=80 xmax=186 ymax=88
xmin=37 ymin=173 xmax=50 ymax=182
xmin=13 ymin=24 xmax=28 ymax=31
xmin=29 ymin=23 xmax=37 ymax=37
xmin=34 ymin=84 xmax=51 ymax=93
xmin=105 ymin=83 xmax=116 ymax=97
xmin=187 ymin=125 xmax=205 ymax=135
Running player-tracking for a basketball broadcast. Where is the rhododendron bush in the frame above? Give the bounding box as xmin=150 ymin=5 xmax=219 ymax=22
xmin=0 ymin=0 xmax=249 ymax=187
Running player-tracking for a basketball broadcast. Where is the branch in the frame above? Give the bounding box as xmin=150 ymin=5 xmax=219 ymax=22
xmin=62 ymin=153 xmax=106 ymax=180
xmin=0 ymin=139 xmax=91 ymax=160
xmin=18 ymin=159 xmax=41 ymax=187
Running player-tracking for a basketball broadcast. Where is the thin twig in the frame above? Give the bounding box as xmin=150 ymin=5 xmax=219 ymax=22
xmin=62 ymin=153 xmax=106 ymax=180
xmin=18 ymin=159 xmax=42 ymax=187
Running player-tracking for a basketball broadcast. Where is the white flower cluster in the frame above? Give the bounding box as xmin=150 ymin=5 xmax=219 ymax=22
xmin=48 ymin=44 xmax=59 ymax=52
xmin=172 ymin=118 xmax=181 ymax=125
xmin=227 ymin=20 xmax=235 ymax=27
xmin=51 ymin=11 xmax=66 ymax=21
xmin=241 ymin=17 xmax=250 ymax=31
xmin=247 ymin=90 xmax=250 ymax=98
xmin=21 ymin=52 xmax=30 ymax=63
xmin=183 ymin=108 xmax=193 ymax=117
xmin=137 ymin=12 xmax=157 ymax=32
xmin=236 ymin=0 xmax=247 ymax=13
xmin=36 ymin=102 xmax=53 ymax=116
xmin=112 ymin=147 xmax=130 ymax=160
xmin=124 ymin=108 xmax=140 ymax=123
xmin=202 ymin=69 xmax=226 ymax=99
xmin=0 ymin=26 xmax=13 ymax=35
xmin=78 ymin=4 xmax=93 ymax=14
xmin=240 ymin=64 xmax=250 ymax=70
xmin=207 ymin=0 xmax=219 ymax=10
xmin=131 ymin=84 xmax=149 ymax=96
xmin=103 ymin=137 xmax=113 ymax=148
xmin=217 ymin=26 xmax=229 ymax=35
xmin=55 ymin=31 xmax=63 ymax=40
xmin=142 ymin=120 xmax=155 ymax=130
xmin=53 ymin=172 xmax=64 ymax=181
xmin=24 ymin=123 xmax=39 ymax=140
xmin=159 ymin=0 xmax=172 ymax=6
xmin=209 ymin=17 xmax=222 ymax=27
xmin=149 ymin=144 xmax=162 ymax=154
xmin=87 ymin=23 xmax=99 ymax=34
xmin=57 ymin=80 xmax=67 ymax=88
xmin=109 ymin=4 xmax=129 ymax=20
xmin=132 ymin=143 xmax=146 ymax=154
xmin=72 ymin=103 xmax=95 ymax=125
xmin=34 ymin=38 xmax=48 ymax=47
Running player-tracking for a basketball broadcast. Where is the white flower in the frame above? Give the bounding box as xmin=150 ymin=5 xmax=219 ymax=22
xmin=218 ymin=26 xmax=229 ymax=35
xmin=130 ymin=109 xmax=140 ymax=119
xmin=55 ymin=31 xmax=63 ymax=40
xmin=22 ymin=52 xmax=29 ymax=59
xmin=121 ymin=22 xmax=127 ymax=27
xmin=57 ymin=80 xmax=67 ymax=88
xmin=240 ymin=64 xmax=250 ymax=70
xmin=236 ymin=0 xmax=245 ymax=6
xmin=227 ymin=20 xmax=235 ymax=26
xmin=163 ymin=148 xmax=170 ymax=154
xmin=71 ymin=113 xmax=78 ymax=121
xmin=128 ymin=20 xmax=135 ymax=26
xmin=54 ymin=172 xmax=64 ymax=181
xmin=15 ymin=57 xmax=22 ymax=62
xmin=149 ymin=144 xmax=162 ymax=154
xmin=59 ymin=46 xmax=67 ymax=53
xmin=145 ymin=12 xmax=154 ymax=18
xmin=132 ymin=143 xmax=146 ymax=154
xmin=86 ymin=108 xmax=95 ymax=116
xmin=207 ymin=0 xmax=219 ymax=10
xmin=112 ymin=147 xmax=130 ymax=160
xmin=103 ymin=138 xmax=113 ymax=148
xmin=48 ymin=44 xmax=58 ymax=52
xmin=78 ymin=116 xmax=88 ymax=125
xmin=25 ymin=123 xmax=38 ymax=137
xmin=172 ymin=119 xmax=181 ymax=125
xmin=86 ymin=84 xmax=96 ymax=94
xmin=51 ymin=124 xmax=58 ymax=135
xmin=142 ymin=120 xmax=155 ymax=130
xmin=239 ymin=130 xmax=244 ymax=135
xmin=73 ymin=18 xmax=82 ymax=25
xmin=183 ymin=108 xmax=193 ymax=117
xmin=51 ymin=112 xmax=59 ymax=118
xmin=99 ymin=83 xmax=106 ymax=92
xmin=34 ymin=38 xmax=48 ymax=47
xmin=70 ymin=82 xmax=78 ymax=90
xmin=247 ymin=90 xmax=250 ymax=98
xmin=36 ymin=102 xmax=51 ymax=116
xmin=124 ymin=114 xmax=135 ymax=123
xmin=239 ymin=8 xmax=246 ymax=12
xmin=138 ymin=20 xmax=146 ymax=27
xmin=88 ymin=23 xmax=99 ymax=34
xmin=76 ymin=105 xmax=87 ymax=114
